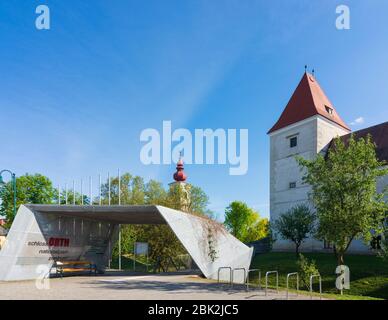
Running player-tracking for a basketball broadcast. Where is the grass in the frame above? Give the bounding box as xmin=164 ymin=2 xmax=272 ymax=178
xmin=250 ymin=252 xmax=388 ymax=300
xmin=110 ymin=254 xmax=185 ymax=272
xmin=110 ymin=255 xmax=149 ymax=272
xmin=110 ymin=252 xmax=387 ymax=300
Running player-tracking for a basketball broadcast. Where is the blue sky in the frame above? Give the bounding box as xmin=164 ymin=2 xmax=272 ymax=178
xmin=1 ymin=0 xmax=388 ymax=219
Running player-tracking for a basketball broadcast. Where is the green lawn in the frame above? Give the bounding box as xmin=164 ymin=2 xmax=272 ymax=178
xmin=111 ymin=255 xmax=149 ymax=272
xmin=250 ymin=252 xmax=388 ymax=300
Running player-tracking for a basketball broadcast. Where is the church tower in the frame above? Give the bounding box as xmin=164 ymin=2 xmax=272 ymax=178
xmin=268 ymin=72 xmax=351 ymax=252
xmin=169 ymin=157 xmax=191 ymax=212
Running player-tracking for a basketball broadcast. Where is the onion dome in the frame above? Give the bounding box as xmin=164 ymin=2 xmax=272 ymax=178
xmin=173 ymin=158 xmax=187 ymax=182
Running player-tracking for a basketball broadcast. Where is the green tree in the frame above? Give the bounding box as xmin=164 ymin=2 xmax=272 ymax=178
xmin=224 ymin=201 xmax=268 ymax=243
xmin=132 ymin=224 xmax=187 ymax=272
xmin=273 ymin=204 xmax=315 ymax=255
xmin=379 ymin=237 xmax=388 ymax=260
xmin=297 ymin=254 xmax=320 ymax=290
xmin=102 ymin=173 xmax=213 ymax=270
xmin=101 ymin=173 xmax=134 ymax=205
xmin=0 ymin=173 xmax=54 ymax=226
xmin=56 ymin=190 xmax=88 ymax=205
xmin=378 ymin=221 xmax=388 ymax=260
xmin=144 ymin=180 xmax=168 ymax=205
xmin=187 ymin=185 xmax=209 ymax=215
xmin=297 ymin=135 xmax=388 ymax=265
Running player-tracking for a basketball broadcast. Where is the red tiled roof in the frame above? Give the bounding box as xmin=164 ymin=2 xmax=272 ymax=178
xmin=268 ymin=73 xmax=351 ymax=134
xmin=332 ymin=122 xmax=388 ymax=163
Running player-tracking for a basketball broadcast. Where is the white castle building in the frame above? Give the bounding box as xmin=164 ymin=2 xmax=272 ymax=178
xmin=268 ymin=72 xmax=388 ymax=254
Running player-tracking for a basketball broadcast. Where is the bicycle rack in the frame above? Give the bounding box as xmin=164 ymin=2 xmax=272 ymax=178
xmin=310 ymin=274 xmax=322 ymax=300
xmin=217 ymin=267 xmax=232 ymax=286
xmin=231 ymin=268 xmax=246 ymax=289
xmin=265 ymin=271 xmax=279 ymax=296
xmin=247 ymin=269 xmax=261 ymax=291
xmin=286 ymin=272 xmax=299 ymax=300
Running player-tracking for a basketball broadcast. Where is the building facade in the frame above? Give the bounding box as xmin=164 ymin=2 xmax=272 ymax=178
xmin=169 ymin=158 xmax=191 ymax=212
xmin=268 ymin=72 xmax=388 ymax=253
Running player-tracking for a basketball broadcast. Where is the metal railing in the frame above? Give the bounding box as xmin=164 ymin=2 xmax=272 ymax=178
xmin=247 ymin=269 xmax=261 ymax=291
xmin=286 ymin=272 xmax=299 ymax=300
xmin=265 ymin=271 xmax=278 ymax=296
xmin=217 ymin=267 xmax=232 ymax=286
xmin=310 ymin=274 xmax=322 ymax=300
xmin=231 ymin=268 xmax=246 ymax=289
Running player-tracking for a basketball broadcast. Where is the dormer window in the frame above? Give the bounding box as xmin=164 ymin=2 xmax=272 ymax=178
xmin=325 ymin=105 xmax=333 ymax=115
xmin=289 ymin=182 xmax=296 ymax=189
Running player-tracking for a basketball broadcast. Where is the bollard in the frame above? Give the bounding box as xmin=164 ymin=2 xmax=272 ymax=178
xmin=286 ymin=272 xmax=299 ymax=300
xmin=265 ymin=271 xmax=279 ymax=296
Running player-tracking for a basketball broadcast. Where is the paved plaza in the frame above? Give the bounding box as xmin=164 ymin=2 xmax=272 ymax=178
xmin=0 ymin=271 xmax=325 ymax=300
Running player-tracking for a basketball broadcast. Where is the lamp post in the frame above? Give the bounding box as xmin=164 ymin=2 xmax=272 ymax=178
xmin=0 ymin=170 xmax=17 ymax=218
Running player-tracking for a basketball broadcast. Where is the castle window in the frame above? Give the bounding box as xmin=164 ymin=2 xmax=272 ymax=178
xmin=370 ymin=236 xmax=382 ymax=250
xmin=290 ymin=136 xmax=297 ymax=148
xmin=324 ymin=240 xmax=333 ymax=249
xmin=325 ymin=105 xmax=333 ymax=115
xmin=289 ymin=182 xmax=296 ymax=189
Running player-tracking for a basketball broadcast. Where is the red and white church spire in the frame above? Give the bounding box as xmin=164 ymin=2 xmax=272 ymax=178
xmin=170 ymin=154 xmax=190 ymax=212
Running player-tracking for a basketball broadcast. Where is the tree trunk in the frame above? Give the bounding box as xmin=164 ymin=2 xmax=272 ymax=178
xmin=337 ymin=253 xmax=345 ymax=266
xmin=333 ymin=245 xmax=337 ymax=259
xmin=295 ymin=243 xmax=300 ymax=257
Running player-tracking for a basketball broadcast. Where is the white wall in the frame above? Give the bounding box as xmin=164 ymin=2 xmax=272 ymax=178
xmin=269 ymin=117 xmax=317 ymax=224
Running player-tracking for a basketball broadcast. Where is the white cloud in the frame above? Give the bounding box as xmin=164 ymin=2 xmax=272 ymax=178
xmin=350 ymin=117 xmax=365 ymax=126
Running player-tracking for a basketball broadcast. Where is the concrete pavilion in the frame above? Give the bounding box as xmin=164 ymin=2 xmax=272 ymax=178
xmin=0 ymin=204 xmax=253 ymax=282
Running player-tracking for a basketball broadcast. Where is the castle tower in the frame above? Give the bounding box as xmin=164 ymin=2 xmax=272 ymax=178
xmin=268 ymin=72 xmax=351 ymax=252
xmin=169 ymin=157 xmax=191 ymax=212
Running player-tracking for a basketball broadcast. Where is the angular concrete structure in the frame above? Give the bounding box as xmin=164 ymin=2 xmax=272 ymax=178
xmin=0 ymin=205 xmax=253 ymax=283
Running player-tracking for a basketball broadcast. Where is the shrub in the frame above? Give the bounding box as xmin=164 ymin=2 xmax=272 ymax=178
xmin=297 ymin=254 xmax=320 ymax=290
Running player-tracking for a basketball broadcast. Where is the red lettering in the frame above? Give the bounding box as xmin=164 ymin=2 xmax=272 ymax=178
xmin=48 ymin=237 xmax=70 ymax=247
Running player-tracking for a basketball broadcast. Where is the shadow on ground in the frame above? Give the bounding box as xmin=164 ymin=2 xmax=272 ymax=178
xmin=83 ymin=273 xmax=253 ymax=296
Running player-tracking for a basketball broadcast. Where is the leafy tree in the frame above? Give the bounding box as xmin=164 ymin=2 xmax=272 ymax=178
xmin=144 ymin=180 xmax=167 ymax=205
xmin=165 ymin=183 xmax=190 ymax=211
xmin=273 ymin=204 xmax=315 ymax=255
xmin=379 ymin=237 xmax=388 ymax=260
xmin=187 ymin=185 xmax=210 ymax=215
xmin=131 ymin=224 xmax=186 ymax=272
xmin=297 ymin=135 xmax=388 ymax=265
xmin=297 ymin=254 xmax=320 ymax=290
xmin=130 ymin=176 xmax=146 ymax=205
xmin=100 ymin=173 xmax=134 ymax=205
xmin=56 ymin=190 xmax=88 ymax=205
xmin=378 ymin=220 xmax=388 ymax=260
xmin=0 ymin=173 xmax=54 ymax=226
xmin=224 ymin=201 xmax=268 ymax=243
xmin=101 ymin=172 xmax=213 ymax=269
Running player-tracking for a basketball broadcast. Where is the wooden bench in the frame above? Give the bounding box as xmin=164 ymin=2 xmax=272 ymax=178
xmin=53 ymin=260 xmax=97 ymax=278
